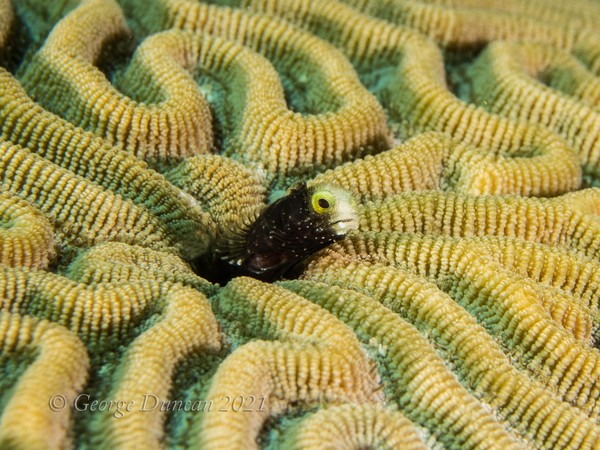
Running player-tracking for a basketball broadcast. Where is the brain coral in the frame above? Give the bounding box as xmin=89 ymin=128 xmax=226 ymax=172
xmin=0 ymin=0 xmax=600 ymax=449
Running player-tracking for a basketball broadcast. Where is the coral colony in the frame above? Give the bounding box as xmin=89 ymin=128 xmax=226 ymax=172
xmin=0 ymin=0 xmax=600 ymax=448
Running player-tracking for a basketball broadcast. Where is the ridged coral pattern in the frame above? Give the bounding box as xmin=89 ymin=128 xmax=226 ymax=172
xmin=0 ymin=0 xmax=599 ymax=448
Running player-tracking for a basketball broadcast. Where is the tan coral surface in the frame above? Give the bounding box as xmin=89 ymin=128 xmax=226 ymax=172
xmin=0 ymin=0 xmax=599 ymax=449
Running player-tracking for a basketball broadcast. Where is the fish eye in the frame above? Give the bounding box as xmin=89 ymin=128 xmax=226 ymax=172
xmin=311 ymin=191 xmax=335 ymax=214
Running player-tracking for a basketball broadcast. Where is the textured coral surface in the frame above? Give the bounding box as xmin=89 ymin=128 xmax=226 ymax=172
xmin=1 ymin=0 xmax=600 ymax=448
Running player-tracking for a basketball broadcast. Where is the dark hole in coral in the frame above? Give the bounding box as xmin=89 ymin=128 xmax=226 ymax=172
xmin=190 ymin=252 xmax=308 ymax=286
xmin=190 ymin=254 xmax=239 ymax=286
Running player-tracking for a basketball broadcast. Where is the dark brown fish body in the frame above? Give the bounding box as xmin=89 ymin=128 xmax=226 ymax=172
xmin=217 ymin=181 xmax=358 ymax=281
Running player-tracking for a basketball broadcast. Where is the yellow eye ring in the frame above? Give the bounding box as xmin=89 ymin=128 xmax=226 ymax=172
xmin=311 ymin=191 xmax=336 ymax=214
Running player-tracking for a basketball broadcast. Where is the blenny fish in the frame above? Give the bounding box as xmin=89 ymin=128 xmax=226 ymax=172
xmin=215 ymin=181 xmax=358 ymax=281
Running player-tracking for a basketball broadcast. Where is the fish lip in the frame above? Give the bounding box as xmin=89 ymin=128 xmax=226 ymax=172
xmin=331 ymin=218 xmax=357 ymax=226
xmin=331 ymin=217 xmax=359 ymax=235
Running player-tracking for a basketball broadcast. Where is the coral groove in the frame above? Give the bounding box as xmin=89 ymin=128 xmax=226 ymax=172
xmin=1 ymin=0 xmax=599 ymax=448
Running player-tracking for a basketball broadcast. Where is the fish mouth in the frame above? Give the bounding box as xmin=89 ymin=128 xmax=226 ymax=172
xmin=331 ymin=217 xmax=359 ymax=235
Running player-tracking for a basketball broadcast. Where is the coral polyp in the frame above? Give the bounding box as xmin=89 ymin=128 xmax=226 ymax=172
xmin=1 ymin=0 xmax=599 ymax=448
